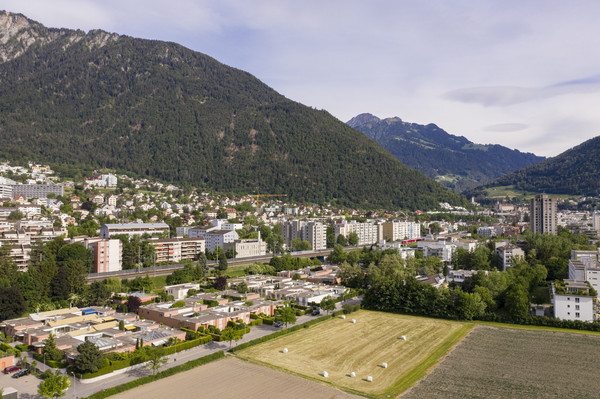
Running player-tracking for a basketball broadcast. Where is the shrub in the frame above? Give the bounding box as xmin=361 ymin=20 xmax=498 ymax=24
xmin=170 ymin=300 xmax=186 ymax=308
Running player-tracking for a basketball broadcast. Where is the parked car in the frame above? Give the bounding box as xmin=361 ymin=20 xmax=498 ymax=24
xmin=311 ymin=309 xmax=321 ymax=316
xmin=3 ymin=366 xmax=21 ymax=374
xmin=12 ymin=368 xmax=29 ymax=378
xmin=274 ymin=321 xmax=283 ymax=328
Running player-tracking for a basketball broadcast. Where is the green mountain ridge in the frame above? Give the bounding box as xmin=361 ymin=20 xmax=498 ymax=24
xmin=0 ymin=11 xmax=469 ymax=210
xmin=471 ymin=135 xmax=600 ymax=197
xmin=348 ymin=113 xmax=544 ymax=192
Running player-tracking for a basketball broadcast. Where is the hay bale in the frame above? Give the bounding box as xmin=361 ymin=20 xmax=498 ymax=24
xmin=350 ymin=371 xmax=356 ymax=377
xmin=382 ymin=362 xmax=388 ymax=368
xmin=341 ymin=315 xmax=346 ymax=319
xmin=367 ymin=375 xmax=373 ymax=382
xmin=401 ymin=335 xmax=406 ymax=341
xmin=351 ymin=319 xmax=356 ymax=324
xmin=322 ymin=371 xmax=329 ymax=378
xmin=283 ymin=348 xmax=288 ymax=353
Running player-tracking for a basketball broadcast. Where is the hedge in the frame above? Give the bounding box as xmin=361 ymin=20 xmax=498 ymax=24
xmin=262 ymin=317 xmax=274 ymax=325
xmin=84 ymin=351 xmax=225 ymax=399
xmin=250 ymin=318 xmax=263 ymax=326
xmin=229 ymin=314 xmax=337 ymax=353
xmin=32 ymin=353 xmax=66 ymax=369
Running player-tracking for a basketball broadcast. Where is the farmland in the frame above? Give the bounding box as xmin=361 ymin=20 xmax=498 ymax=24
xmin=403 ymin=325 xmax=600 ymax=398
xmin=112 ymin=357 xmax=359 ymax=399
xmin=236 ymin=310 xmax=471 ymax=398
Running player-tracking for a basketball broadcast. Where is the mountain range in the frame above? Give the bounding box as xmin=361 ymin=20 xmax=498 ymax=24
xmin=472 ymin=135 xmax=600 ymax=197
xmin=348 ymin=113 xmax=544 ymax=192
xmin=0 ymin=11 xmax=469 ymax=210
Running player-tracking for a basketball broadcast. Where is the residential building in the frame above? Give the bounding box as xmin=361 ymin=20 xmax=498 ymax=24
xmin=91 ymin=239 xmax=123 ymax=273
xmin=530 ymin=194 xmax=558 ymax=235
xmin=381 ymin=221 xmax=421 ymax=241
xmin=100 ymin=222 xmax=169 ymax=238
xmin=281 ymin=220 xmax=327 ymax=251
xmin=147 ymin=237 xmax=205 ymax=264
xmin=11 ymin=184 xmax=63 ymax=199
xmin=203 ymin=230 xmax=239 ymax=253
xmin=551 ymin=280 xmax=597 ymax=322
xmin=495 ymin=242 xmax=525 ymax=271
xmin=229 ymin=238 xmax=267 ymax=258
xmin=568 ymin=257 xmax=600 ymax=294
xmin=335 ymin=221 xmax=380 ymax=246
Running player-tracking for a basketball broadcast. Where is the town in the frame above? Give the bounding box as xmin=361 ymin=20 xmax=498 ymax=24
xmin=0 ymin=160 xmax=599 ymax=397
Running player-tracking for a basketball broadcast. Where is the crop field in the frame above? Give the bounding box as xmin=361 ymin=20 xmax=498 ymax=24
xmin=403 ymin=325 xmax=600 ymax=398
xmin=236 ymin=310 xmax=471 ymax=398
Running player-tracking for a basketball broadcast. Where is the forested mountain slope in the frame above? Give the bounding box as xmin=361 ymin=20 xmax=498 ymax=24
xmin=0 ymin=11 xmax=468 ymax=210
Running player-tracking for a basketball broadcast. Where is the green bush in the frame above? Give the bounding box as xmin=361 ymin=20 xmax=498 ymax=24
xmin=342 ymin=304 xmax=361 ymax=314
xmin=262 ymin=317 xmax=274 ymax=325
xmin=15 ymin=343 xmax=29 ymax=352
xmin=170 ymin=301 xmax=186 ymax=308
xmin=249 ymin=313 xmax=260 ymax=320
xmin=250 ymin=318 xmax=263 ymax=326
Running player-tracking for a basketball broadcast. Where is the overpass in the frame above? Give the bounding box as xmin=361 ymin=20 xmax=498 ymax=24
xmin=85 ymin=246 xmax=363 ymax=282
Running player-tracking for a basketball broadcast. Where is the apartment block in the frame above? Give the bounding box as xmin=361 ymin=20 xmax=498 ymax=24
xmin=100 ymin=222 xmax=169 ymax=238
xmin=335 ymin=221 xmax=380 ymax=246
xmin=147 ymin=237 xmax=206 ymax=264
xmin=381 ymin=221 xmax=421 ymax=241
xmin=530 ymin=194 xmax=557 ymax=235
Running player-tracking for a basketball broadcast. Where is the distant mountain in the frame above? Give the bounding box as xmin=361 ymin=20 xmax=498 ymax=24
xmin=348 ymin=113 xmax=544 ymax=192
xmin=0 ymin=11 xmax=470 ymax=210
xmin=474 ymin=136 xmax=600 ymax=196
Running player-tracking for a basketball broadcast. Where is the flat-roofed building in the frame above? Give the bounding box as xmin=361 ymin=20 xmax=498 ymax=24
xmin=147 ymin=237 xmax=205 ymax=264
xmin=100 ymin=222 xmax=169 ymax=238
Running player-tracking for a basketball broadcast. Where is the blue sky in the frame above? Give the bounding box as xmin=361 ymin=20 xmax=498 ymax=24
xmin=4 ymin=0 xmax=600 ymax=156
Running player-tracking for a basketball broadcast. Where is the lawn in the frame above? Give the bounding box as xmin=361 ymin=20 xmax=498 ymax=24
xmin=403 ymin=325 xmax=600 ymax=398
xmin=236 ymin=310 xmax=471 ymax=398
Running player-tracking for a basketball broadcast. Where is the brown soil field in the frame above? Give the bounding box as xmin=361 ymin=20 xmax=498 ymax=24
xmin=237 ymin=310 xmax=470 ymax=397
xmin=403 ymin=325 xmax=600 ymax=399
xmin=111 ymin=357 xmax=360 ymax=399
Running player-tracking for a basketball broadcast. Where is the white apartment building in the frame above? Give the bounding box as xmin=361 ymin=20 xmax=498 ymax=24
xmin=569 ymin=257 xmax=600 ymax=294
xmin=203 ymin=230 xmax=239 ymax=253
xmin=381 ymin=221 xmax=421 ymax=241
xmin=229 ymin=238 xmax=267 ymax=258
xmin=281 ymin=220 xmax=327 ymax=251
xmin=495 ymin=242 xmax=525 ymax=271
xmin=147 ymin=237 xmax=205 ymax=264
xmin=335 ymin=221 xmax=380 ymax=246
xmin=69 ymin=236 xmax=123 ymax=273
xmin=551 ymin=280 xmax=597 ymax=322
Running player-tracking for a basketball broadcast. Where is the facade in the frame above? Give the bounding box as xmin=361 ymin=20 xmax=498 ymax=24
xmin=381 ymin=221 xmax=421 ymax=241
xmin=551 ymin=280 xmax=597 ymax=322
xmin=147 ymin=237 xmax=206 ymax=264
xmin=495 ymin=242 xmax=525 ymax=271
xmin=100 ymin=222 xmax=169 ymax=238
xmin=90 ymin=239 xmax=123 ymax=273
xmin=11 ymin=184 xmax=63 ymax=199
xmin=335 ymin=221 xmax=380 ymax=246
xmin=417 ymin=240 xmax=456 ymax=262
xmin=568 ymin=257 xmax=600 ymax=294
xmin=203 ymin=230 xmax=239 ymax=253
xmin=530 ymin=194 xmax=558 ymax=235
xmin=230 ymin=238 xmax=267 ymax=258
xmin=281 ymin=220 xmax=327 ymax=251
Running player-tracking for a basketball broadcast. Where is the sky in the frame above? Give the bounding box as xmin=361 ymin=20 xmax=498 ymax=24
xmin=3 ymin=0 xmax=600 ymax=157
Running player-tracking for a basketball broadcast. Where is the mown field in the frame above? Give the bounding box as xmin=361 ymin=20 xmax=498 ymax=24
xmin=236 ymin=310 xmax=472 ymax=398
xmin=403 ymin=325 xmax=600 ymax=398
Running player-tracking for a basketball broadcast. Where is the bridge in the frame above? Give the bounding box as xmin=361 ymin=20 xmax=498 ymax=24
xmin=85 ymin=246 xmax=361 ymax=282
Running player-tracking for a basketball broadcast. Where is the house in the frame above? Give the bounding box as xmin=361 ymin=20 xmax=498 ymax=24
xmin=551 ymin=280 xmax=597 ymax=322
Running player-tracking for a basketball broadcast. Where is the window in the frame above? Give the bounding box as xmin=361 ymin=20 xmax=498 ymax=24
xmin=575 ymin=298 xmax=580 ymax=303
xmin=576 ymin=313 xmax=580 ymax=318
xmin=576 ymin=305 xmax=580 ymax=310
xmin=567 ymin=305 xmax=570 ymax=308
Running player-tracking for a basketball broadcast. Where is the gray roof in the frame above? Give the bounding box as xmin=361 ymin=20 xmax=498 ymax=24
xmin=103 ymin=223 xmax=169 ymax=229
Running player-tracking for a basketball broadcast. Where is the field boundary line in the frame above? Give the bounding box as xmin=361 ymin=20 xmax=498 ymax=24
xmin=474 ymin=321 xmax=600 ymax=336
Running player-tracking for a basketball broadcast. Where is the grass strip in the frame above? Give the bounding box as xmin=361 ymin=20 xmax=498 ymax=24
xmin=474 ymin=321 xmax=600 ymax=336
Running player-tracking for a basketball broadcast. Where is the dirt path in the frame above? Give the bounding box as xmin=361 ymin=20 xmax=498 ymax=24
xmin=112 ymin=357 xmax=360 ymax=399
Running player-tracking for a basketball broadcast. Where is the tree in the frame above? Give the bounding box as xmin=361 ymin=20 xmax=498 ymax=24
xmin=279 ymin=303 xmax=297 ymax=327
xmin=51 ymin=259 xmax=87 ymax=300
xmin=218 ymin=253 xmax=228 ymax=271
xmin=7 ymin=210 xmax=24 ymax=220
xmin=119 ymin=320 xmax=125 ymax=331
xmin=266 ymin=233 xmax=284 ymax=254
xmin=0 ymin=286 xmax=26 ymax=321
xmin=146 ymin=346 xmax=168 ymax=376
xmin=87 ymin=281 xmax=112 ymax=306
xmin=214 ymin=276 xmax=228 ymax=291
xmin=38 ymin=369 xmax=71 ymax=398
xmin=0 ymin=242 xmax=18 ymax=285
xmin=291 ymin=238 xmax=311 ymax=252
xmin=347 ymin=232 xmax=359 ymax=246
xmin=326 ymin=226 xmax=336 ymax=248
xmin=198 ymin=253 xmax=209 ymax=276
xmin=236 ymin=281 xmax=249 ymax=294
xmin=320 ymin=296 xmax=336 ymax=315
xmin=327 ymin=244 xmax=347 ymax=264
xmin=221 ymin=327 xmax=241 ymax=348
xmin=504 ymin=282 xmax=530 ymax=320
xmin=74 ymin=340 xmax=103 ymax=374
xmin=42 ymin=334 xmax=64 ymax=362
xmin=57 ymin=243 xmax=93 ymax=273
xmin=336 ymin=234 xmax=347 ymax=247
xmin=127 ymin=296 xmax=143 ymax=313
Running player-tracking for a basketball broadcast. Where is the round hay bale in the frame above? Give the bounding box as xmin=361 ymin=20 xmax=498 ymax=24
xmin=283 ymin=348 xmax=288 ymax=353
xmin=322 ymin=371 xmax=328 ymax=378
xmin=341 ymin=315 xmax=346 ymax=319
xmin=367 ymin=375 xmax=373 ymax=382
xmin=351 ymin=319 xmax=356 ymax=324
xmin=350 ymin=371 xmax=356 ymax=378
xmin=401 ymin=335 xmax=406 ymax=341
xmin=382 ymin=362 xmax=388 ymax=368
